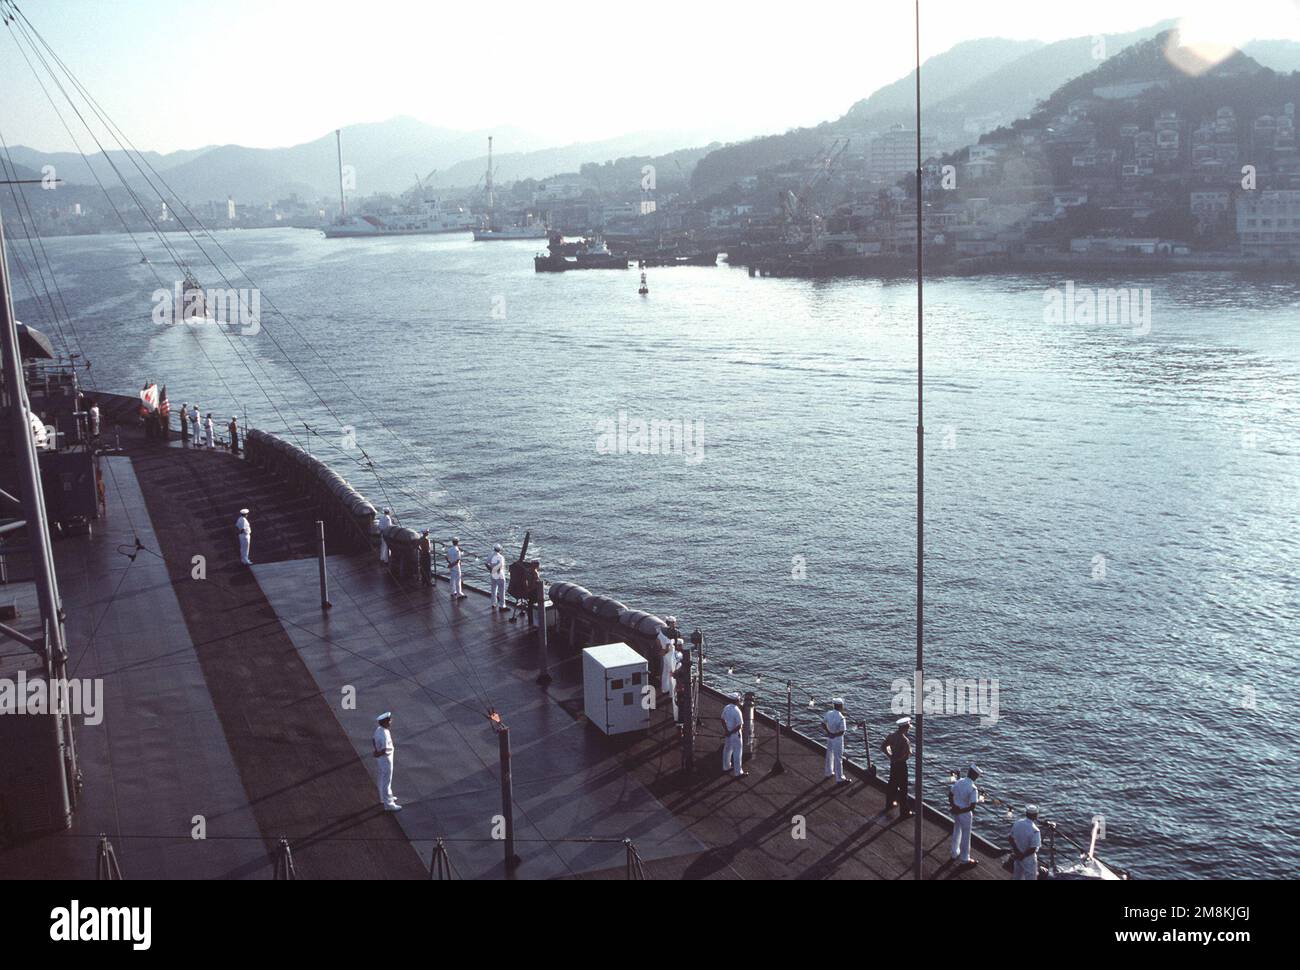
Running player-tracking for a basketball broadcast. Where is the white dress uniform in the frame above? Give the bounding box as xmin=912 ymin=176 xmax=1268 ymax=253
xmin=373 ymin=721 xmax=398 ymax=809
xmin=448 ymin=543 xmax=463 ymax=596
xmin=950 ymin=776 xmax=979 ymax=862
xmin=1011 ymin=816 xmax=1042 ymax=880
xmin=488 ymin=551 xmax=506 ymax=608
xmin=377 ymin=512 xmax=392 ymax=563
xmin=721 ymin=700 xmax=744 ymax=776
xmin=235 ymin=512 xmax=252 ymax=565
xmin=204 ymin=415 xmax=215 ymax=448
xmin=665 ymin=648 xmax=682 ymax=721
xmin=656 ymin=628 xmax=682 ymax=696
xmin=823 ymin=706 xmax=847 ymax=781
xmin=89 ymin=404 xmax=100 ymax=438
xmin=189 ymin=409 xmax=199 ymax=441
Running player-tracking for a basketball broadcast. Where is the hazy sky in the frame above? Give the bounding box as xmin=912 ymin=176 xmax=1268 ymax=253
xmin=1 ymin=0 xmax=1297 ymax=154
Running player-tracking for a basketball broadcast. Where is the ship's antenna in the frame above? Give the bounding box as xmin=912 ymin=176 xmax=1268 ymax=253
xmin=335 ymin=128 xmax=346 ymax=219
xmin=912 ymin=0 xmax=925 ymax=882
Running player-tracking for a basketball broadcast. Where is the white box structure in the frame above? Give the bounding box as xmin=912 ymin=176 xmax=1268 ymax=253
xmin=582 ymin=642 xmax=651 ymax=736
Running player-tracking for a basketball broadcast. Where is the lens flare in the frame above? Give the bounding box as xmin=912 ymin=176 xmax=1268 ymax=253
xmin=1164 ymin=14 xmax=1245 ymax=76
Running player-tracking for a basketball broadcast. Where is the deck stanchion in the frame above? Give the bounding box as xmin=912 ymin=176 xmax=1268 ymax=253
xmin=95 ymin=834 xmax=122 ymax=880
xmin=772 ymin=681 xmax=790 ymax=776
xmin=691 ymin=629 xmax=704 ymax=728
xmin=316 ymin=520 xmax=331 ymax=609
xmin=273 ymin=837 xmax=297 ymax=880
xmin=742 ymin=692 xmax=756 ymax=762
xmin=624 ymin=839 xmax=646 ymax=879
xmin=680 ymin=647 xmax=694 ymax=774
xmin=495 ymin=718 xmax=519 ymax=872
xmin=862 ymin=721 xmax=877 ymax=779
xmin=429 ymin=838 xmax=454 ymax=879
xmin=536 ymin=580 xmax=551 ymax=686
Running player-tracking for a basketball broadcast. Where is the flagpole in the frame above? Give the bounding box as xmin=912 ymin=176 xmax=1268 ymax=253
xmin=913 ymin=0 xmax=925 ymax=882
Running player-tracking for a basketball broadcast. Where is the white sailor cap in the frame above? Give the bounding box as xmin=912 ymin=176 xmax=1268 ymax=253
xmin=832 ymin=697 xmax=844 ymax=708
xmin=494 ymin=544 xmax=502 ymax=551
xmin=1025 ymin=804 xmax=1039 ymax=817
xmin=376 ymin=711 xmax=392 ymax=722
xmin=730 ymin=692 xmax=741 ymax=703
xmin=968 ymin=764 xmax=981 ymax=778
xmin=382 ymin=508 xmax=391 ymax=515
xmin=897 ymin=716 xmax=912 ymax=727
xmin=665 ymin=615 xmax=677 ymax=625
xmin=421 ymin=529 xmax=430 ymax=535
xmin=451 ymin=536 xmax=460 ymax=544
xmin=239 ymin=508 xmax=249 ymax=515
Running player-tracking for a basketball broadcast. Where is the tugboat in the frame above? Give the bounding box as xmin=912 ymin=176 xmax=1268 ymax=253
xmin=534 ymin=235 xmax=629 ymax=272
xmin=180 ymin=269 xmax=205 ymax=322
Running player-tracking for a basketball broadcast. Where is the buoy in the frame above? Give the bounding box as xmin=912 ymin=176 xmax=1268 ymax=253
xmin=638 ymin=272 xmax=649 ymax=296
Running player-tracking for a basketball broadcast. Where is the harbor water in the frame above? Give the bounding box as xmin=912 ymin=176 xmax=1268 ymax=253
xmin=18 ymin=228 xmax=1300 ymax=879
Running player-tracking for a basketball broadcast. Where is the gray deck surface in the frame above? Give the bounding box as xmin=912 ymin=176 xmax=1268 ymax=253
xmin=2 ymin=436 xmax=1009 ymax=880
xmin=2 ymin=457 xmax=264 ymax=878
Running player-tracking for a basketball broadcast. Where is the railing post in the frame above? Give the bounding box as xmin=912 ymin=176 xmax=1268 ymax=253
xmin=496 ymin=720 xmax=519 ymax=872
xmin=680 ymin=647 xmax=694 ymax=774
xmin=316 ymin=520 xmax=331 ymax=609
xmin=742 ymin=691 xmax=757 ymax=762
xmin=536 ymin=581 xmax=551 ymax=686
xmin=95 ymin=834 xmax=122 ymax=880
xmin=429 ymin=838 xmax=453 ymax=879
xmin=624 ymin=839 xmax=646 ymax=879
xmin=772 ymin=681 xmax=790 ymax=775
xmin=273 ymin=837 xmax=296 ymax=880
xmin=691 ymin=629 xmax=704 ymax=728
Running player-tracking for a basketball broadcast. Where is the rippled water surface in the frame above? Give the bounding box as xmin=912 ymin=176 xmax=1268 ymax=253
xmin=18 ymin=229 xmax=1300 ymax=878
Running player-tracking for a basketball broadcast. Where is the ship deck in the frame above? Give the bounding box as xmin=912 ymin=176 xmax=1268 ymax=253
xmin=2 ymin=432 xmax=1008 ymax=880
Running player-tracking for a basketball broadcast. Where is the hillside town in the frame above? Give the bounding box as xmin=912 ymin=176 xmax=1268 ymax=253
xmin=5 ymin=32 xmax=1298 ymax=272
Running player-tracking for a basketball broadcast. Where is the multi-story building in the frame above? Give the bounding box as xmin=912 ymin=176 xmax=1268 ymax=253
xmin=1190 ymin=190 xmax=1234 ymax=235
xmin=867 ymin=125 xmax=938 ymax=183
xmin=1238 ymin=189 xmax=1300 ymax=259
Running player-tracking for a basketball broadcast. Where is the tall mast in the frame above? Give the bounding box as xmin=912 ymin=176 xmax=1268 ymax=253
xmin=0 ymin=209 xmax=75 ymax=826
xmin=912 ymin=0 xmax=925 ymax=882
xmin=336 ymin=128 xmax=347 ymax=219
xmin=486 ymin=135 xmax=495 ymax=219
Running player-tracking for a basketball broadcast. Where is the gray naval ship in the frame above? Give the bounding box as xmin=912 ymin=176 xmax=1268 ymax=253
xmin=0 ymin=0 xmax=1125 ymax=882
xmin=0 ymin=236 xmax=1125 ymax=882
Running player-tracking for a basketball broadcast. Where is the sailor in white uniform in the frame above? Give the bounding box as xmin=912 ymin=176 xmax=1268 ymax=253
xmin=823 ymin=698 xmax=849 ymax=783
xmin=949 ymin=764 xmax=980 ymax=864
xmin=656 ymin=617 xmax=683 ymax=697
xmin=235 ymin=508 xmax=252 ymax=565
xmin=1010 ymin=804 xmax=1042 ymax=879
xmin=372 ymin=712 xmax=401 ymax=811
xmin=89 ymin=403 xmax=100 ymax=440
xmin=204 ymin=412 xmax=215 ymax=448
xmin=447 ymin=537 xmax=465 ymax=598
xmin=720 ymin=692 xmax=746 ymax=777
xmin=487 ymin=544 xmax=507 ymax=611
xmin=376 ymin=508 xmax=392 ymax=563
xmin=189 ymin=405 xmax=200 ymax=443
